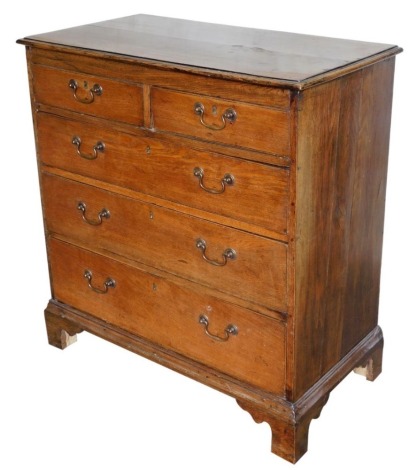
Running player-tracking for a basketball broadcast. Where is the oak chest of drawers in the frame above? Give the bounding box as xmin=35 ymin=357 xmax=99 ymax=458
xmin=18 ymin=15 xmax=401 ymax=463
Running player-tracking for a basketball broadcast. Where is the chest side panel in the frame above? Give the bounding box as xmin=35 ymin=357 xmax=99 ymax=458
xmin=292 ymin=58 xmax=396 ymax=399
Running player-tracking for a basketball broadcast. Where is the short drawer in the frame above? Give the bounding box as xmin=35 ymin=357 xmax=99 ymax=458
xmin=42 ymin=173 xmax=287 ymax=312
xmin=48 ymin=238 xmax=286 ymax=395
xmin=151 ymin=88 xmax=290 ymax=155
xmin=31 ymin=64 xmax=144 ymax=125
xmin=37 ymin=113 xmax=289 ymax=235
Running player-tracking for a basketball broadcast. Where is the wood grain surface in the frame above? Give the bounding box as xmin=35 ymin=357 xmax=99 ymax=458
xmin=31 ymin=64 xmax=144 ymax=125
xmin=151 ymin=87 xmax=290 ymax=154
xmin=48 ymin=238 xmax=286 ymax=394
xmin=42 ymin=172 xmax=288 ymax=312
xmin=19 ymin=14 xmax=399 ymax=85
xmin=36 ymin=112 xmax=289 ymax=235
xmin=292 ymin=58 xmax=396 ymax=399
xmin=18 ymin=14 xmax=402 ymax=464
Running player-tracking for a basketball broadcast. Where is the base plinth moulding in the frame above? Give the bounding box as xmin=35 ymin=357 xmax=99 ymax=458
xmin=44 ymin=300 xmax=383 ymax=463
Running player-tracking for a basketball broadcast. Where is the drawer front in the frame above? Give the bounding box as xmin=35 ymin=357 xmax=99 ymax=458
xmin=48 ymin=238 xmax=286 ymax=394
xmin=37 ymin=113 xmax=289 ymax=235
xmin=42 ymin=173 xmax=287 ymax=312
xmin=31 ymin=65 xmax=144 ymax=125
xmin=152 ymin=87 xmax=290 ymax=155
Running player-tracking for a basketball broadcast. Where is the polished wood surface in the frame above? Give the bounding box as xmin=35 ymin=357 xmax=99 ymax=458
xmin=41 ymin=172 xmax=288 ymax=311
xmin=32 ymin=64 xmax=144 ymax=125
xmin=151 ymin=87 xmax=290 ymax=154
xmin=19 ymin=15 xmax=401 ymax=464
xmin=19 ymin=14 xmax=400 ymax=85
xmin=44 ymin=298 xmax=384 ymax=464
xmin=37 ymin=112 xmax=290 ymax=235
xmin=28 ymin=48 xmax=292 ymax=108
xmin=292 ymin=57 xmax=395 ymax=399
xmin=48 ymin=238 xmax=286 ymax=393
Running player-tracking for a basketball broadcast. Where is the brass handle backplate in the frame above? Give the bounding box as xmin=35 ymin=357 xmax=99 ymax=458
xmin=196 ymin=238 xmax=236 ymax=267
xmin=194 ymin=102 xmax=237 ymax=130
xmin=77 ymin=202 xmax=110 ymax=226
xmin=198 ymin=315 xmax=238 ymax=342
xmin=193 ymin=167 xmax=234 ymax=194
xmin=68 ymin=79 xmax=102 ymax=104
xmin=72 ymin=136 xmax=105 ymax=160
xmin=84 ymin=269 xmax=116 ymax=294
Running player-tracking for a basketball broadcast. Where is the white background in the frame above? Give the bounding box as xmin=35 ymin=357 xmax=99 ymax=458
xmin=1 ymin=1 xmax=415 ymax=468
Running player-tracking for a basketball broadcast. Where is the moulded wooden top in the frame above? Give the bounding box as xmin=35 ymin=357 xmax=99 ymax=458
xmin=18 ymin=14 xmax=402 ymax=88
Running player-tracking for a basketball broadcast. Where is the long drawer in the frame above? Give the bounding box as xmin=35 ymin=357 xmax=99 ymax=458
xmin=31 ymin=65 xmax=144 ymax=125
xmin=36 ymin=112 xmax=289 ymax=236
xmin=41 ymin=173 xmax=288 ymax=312
xmin=48 ymin=238 xmax=286 ymax=394
xmin=151 ymin=87 xmax=290 ymax=155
